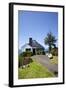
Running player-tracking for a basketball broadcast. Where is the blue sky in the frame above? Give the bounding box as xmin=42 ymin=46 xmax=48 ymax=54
xmin=18 ymin=10 xmax=58 ymax=49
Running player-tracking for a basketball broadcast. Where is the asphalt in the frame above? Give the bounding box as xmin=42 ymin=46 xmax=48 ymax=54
xmin=31 ymin=55 xmax=58 ymax=76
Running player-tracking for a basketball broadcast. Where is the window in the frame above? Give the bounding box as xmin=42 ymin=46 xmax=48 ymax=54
xmin=26 ymin=48 xmax=31 ymax=52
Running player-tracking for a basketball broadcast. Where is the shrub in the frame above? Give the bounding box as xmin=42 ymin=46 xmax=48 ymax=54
xmin=36 ymin=48 xmax=45 ymax=55
xmin=23 ymin=57 xmax=33 ymax=65
xmin=51 ymin=48 xmax=58 ymax=56
xmin=42 ymin=51 xmax=45 ymax=55
xmin=18 ymin=51 xmax=33 ymax=67
xmin=18 ymin=55 xmax=24 ymax=67
xmin=22 ymin=51 xmax=33 ymax=57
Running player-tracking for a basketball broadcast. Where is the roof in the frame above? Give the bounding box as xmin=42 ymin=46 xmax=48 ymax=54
xmin=21 ymin=43 xmax=32 ymax=49
xmin=21 ymin=39 xmax=44 ymax=50
xmin=29 ymin=40 xmax=44 ymax=49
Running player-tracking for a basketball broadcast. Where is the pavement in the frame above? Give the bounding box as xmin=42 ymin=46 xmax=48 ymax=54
xmin=31 ymin=55 xmax=58 ymax=76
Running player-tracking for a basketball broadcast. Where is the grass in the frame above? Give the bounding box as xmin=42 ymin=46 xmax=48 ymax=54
xmin=50 ymin=56 xmax=58 ymax=64
xmin=18 ymin=60 xmax=55 ymax=79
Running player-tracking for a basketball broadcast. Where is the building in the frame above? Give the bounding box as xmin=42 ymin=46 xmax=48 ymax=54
xmin=20 ymin=38 xmax=45 ymax=55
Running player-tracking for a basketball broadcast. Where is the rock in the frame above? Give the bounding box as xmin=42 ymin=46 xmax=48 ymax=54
xmin=46 ymin=53 xmax=53 ymax=59
xmin=23 ymin=65 xmax=26 ymax=68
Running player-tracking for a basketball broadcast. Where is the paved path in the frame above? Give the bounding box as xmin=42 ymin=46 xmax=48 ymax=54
xmin=31 ymin=55 xmax=58 ymax=76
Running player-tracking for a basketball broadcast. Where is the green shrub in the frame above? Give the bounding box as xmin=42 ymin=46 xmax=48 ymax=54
xmin=22 ymin=51 xmax=33 ymax=57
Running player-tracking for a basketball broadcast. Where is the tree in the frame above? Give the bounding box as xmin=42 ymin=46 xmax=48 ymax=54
xmin=44 ymin=32 xmax=57 ymax=52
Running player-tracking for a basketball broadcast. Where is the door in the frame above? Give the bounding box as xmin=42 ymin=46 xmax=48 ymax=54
xmin=33 ymin=48 xmax=36 ymax=55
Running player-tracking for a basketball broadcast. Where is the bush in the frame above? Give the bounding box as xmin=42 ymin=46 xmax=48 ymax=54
xmin=18 ymin=55 xmax=24 ymax=67
xmin=42 ymin=51 xmax=45 ymax=55
xmin=51 ymin=48 xmax=58 ymax=56
xmin=22 ymin=51 xmax=33 ymax=57
xmin=36 ymin=48 xmax=45 ymax=55
xmin=18 ymin=51 xmax=33 ymax=67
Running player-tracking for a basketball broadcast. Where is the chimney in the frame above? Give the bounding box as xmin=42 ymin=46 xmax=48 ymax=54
xmin=29 ymin=38 xmax=32 ymax=46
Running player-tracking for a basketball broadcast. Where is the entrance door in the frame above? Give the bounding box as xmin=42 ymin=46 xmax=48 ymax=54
xmin=33 ymin=49 xmax=36 ymax=55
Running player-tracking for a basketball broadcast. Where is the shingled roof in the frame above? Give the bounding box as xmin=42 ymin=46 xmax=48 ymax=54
xmin=29 ymin=38 xmax=44 ymax=49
